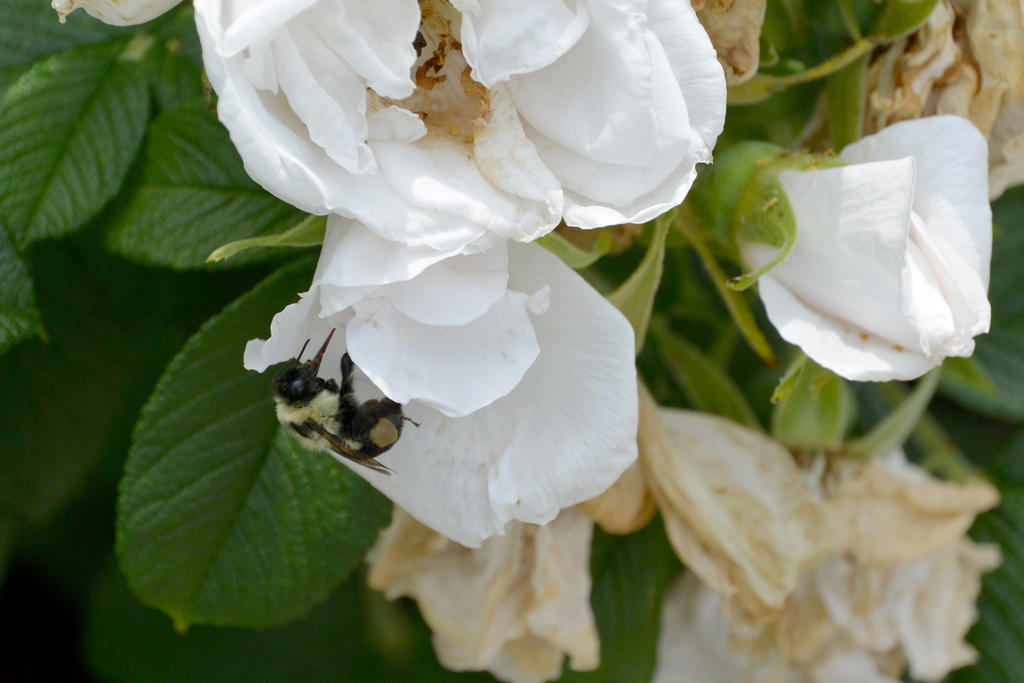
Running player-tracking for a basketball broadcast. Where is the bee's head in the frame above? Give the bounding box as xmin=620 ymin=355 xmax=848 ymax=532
xmin=274 ymin=364 xmax=326 ymax=402
xmin=272 ymin=329 xmax=335 ymax=403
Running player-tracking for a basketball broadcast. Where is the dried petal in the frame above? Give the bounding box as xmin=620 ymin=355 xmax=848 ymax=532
xmin=654 ymin=538 xmax=999 ymax=682
xmin=827 ymin=452 xmax=999 ymax=565
xmin=695 ymin=0 xmax=767 ymax=84
xmin=581 ymin=460 xmax=656 ymax=535
xmin=367 ymin=507 xmax=598 ymax=683
xmin=865 ymin=0 xmax=1024 ymax=197
xmin=637 ymin=388 xmax=848 ymax=623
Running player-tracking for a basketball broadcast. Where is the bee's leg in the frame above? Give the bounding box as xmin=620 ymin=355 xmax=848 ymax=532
xmin=340 ymin=352 xmax=355 ymax=394
xmin=290 ymin=421 xmax=314 ymax=438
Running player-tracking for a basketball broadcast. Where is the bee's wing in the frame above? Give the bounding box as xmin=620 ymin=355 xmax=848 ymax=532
xmin=305 ymin=421 xmax=393 ymax=476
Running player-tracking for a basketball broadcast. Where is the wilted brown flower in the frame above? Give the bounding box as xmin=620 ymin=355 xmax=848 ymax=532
xmin=865 ymin=0 xmax=1024 ymax=197
xmin=637 ymin=385 xmax=999 ymax=682
xmin=366 ymin=506 xmax=599 ymax=683
xmin=637 ymin=388 xmax=850 ymax=625
xmin=636 ymin=385 xmax=998 ymax=626
xmin=693 ymin=0 xmax=768 ymax=84
xmin=654 ymin=536 xmax=999 ymax=682
xmin=823 ymin=452 xmax=999 ymax=565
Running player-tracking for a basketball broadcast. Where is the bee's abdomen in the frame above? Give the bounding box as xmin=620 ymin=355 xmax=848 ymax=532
xmin=343 ymin=398 xmax=405 ymax=457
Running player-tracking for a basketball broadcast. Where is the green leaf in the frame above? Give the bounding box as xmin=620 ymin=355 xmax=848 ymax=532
xmin=939 ymin=187 xmax=1024 ymax=419
xmin=146 ymin=45 xmax=203 ymax=112
xmin=207 ymin=215 xmax=327 ymax=264
xmin=650 ymin=318 xmax=762 ymax=431
xmin=942 ymin=356 xmax=995 ymax=397
xmin=688 ymin=141 xmax=785 ymax=253
xmin=871 ymin=0 xmax=942 ymax=39
xmin=608 ymin=216 xmax=671 ymax=353
xmin=837 ymin=0 xmax=864 ymax=39
xmin=728 ymin=169 xmax=798 ymax=290
xmin=140 ymin=5 xmax=205 ymax=112
xmin=949 ymin=487 xmax=1024 ymax=683
xmin=538 ymin=230 xmax=612 ymax=270
xmin=85 ymin=564 xmax=491 ymax=683
xmin=724 ymin=151 xmax=844 ymax=291
xmin=771 ymin=363 xmax=851 ymax=450
xmin=107 ymin=99 xmax=305 ymax=268
xmin=977 ymin=427 xmax=1024 ymax=485
xmin=560 ymin=518 xmax=680 ymax=683
xmin=0 ymin=225 xmax=43 ymax=354
xmin=0 ymin=515 xmax=17 ymax=582
xmin=771 ymin=352 xmax=806 ymax=404
xmin=846 ymin=369 xmax=940 ymax=457
xmin=149 ymin=4 xmax=203 ymax=67
xmin=0 ymin=37 xmax=151 ymax=246
xmin=0 ymin=0 xmax=131 ymax=95
xmin=0 ymin=245 xmax=139 ymax=527
xmin=0 ymin=230 xmax=266 ymax=605
xmin=857 ymin=382 xmax=976 ymax=482
xmin=0 ymin=234 xmax=261 ymax=531
xmin=117 ymin=259 xmax=391 ymax=629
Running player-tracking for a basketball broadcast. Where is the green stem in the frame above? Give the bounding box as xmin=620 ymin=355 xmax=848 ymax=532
xmin=728 ymin=36 xmax=880 ymax=105
xmin=826 ymin=54 xmax=868 ymax=151
xmin=675 ymin=211 xmax=776 ymax=365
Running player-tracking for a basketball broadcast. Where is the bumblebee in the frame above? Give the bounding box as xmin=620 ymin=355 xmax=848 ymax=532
xmin=272 ymin=329 xmax=413 ymax=475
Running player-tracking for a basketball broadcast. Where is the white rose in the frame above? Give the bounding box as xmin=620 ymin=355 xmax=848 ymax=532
xmin=52 ymin=0 xmax=182 ymax=24
xmin=193 ymin=0 xmax=726 ymax=252
xmin=743 ymin=116 xmax=992 ymax=381
xmin=244 ymin=217 xmax=638 ymax=546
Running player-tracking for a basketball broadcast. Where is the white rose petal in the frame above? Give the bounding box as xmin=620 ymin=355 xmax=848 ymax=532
xmin=52 ymin=0 xmax=181 ymax=25
xmin=526 ymin=0 xmax=727 ymax=227
xmin=244 ymin=222 xmax=637 ymax=546
xmin=745 ymin=116 xmax=992 ymax=381
xmin=458 ymin=0 xmax=590 ymax=87
xmin=346 ymin=293 xmax=539 ymax=416
xmin=194 ymin=0 xmax=725 ymax=249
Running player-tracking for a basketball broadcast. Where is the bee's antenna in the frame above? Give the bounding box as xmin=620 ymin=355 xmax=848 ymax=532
xmin=295 ymin=337 xmax=312 ymax=362
xmin=272 ymin=337 xmax=313 ymax=384
xmin=306 ymin=328 xmax=336 ymax=374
